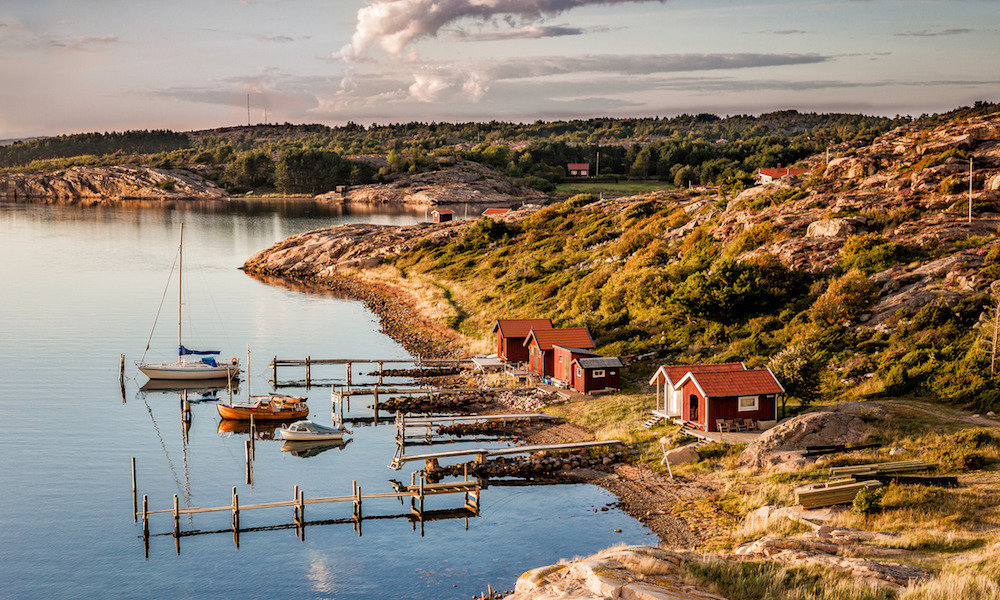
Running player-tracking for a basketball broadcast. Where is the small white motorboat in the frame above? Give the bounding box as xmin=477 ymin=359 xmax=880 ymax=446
xmin=279 ymin=420 xmax=351 ymax=441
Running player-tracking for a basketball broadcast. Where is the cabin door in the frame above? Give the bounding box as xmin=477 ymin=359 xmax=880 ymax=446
xmin=689 ymin=394 xmax=699 ymax=422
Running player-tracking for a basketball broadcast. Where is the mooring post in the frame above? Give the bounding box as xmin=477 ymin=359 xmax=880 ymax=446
xmin=142 ymin=494 xmax=149 ymax=539
xmin=119 ymin=354 xmax=125 ymax=385
xmin=249 ymin=415 xmax=256 ymax=458
xmin=232 ymin=487 xmax=240 ymax=547
xmin=293 ymin=485 xmax=300 ymax=526
xmin=272 ymin=355 xmax=277 ymax=384
xmin=346 ymin=362 xmax=352 ymax=387
xmin=173 ymin=493 xmax=180 ymax=539
xmin=299 ymin=490 xmax=306 ymax=540
xmin=305 ymin=356 xmax=311 ymax=388
xmin=377 ymin=361 xmax=383 ymax=385
xmin=245 ymin=440 xmax=253 ymax=485
xmin=131 ymin=457 xmax=138 ymax=522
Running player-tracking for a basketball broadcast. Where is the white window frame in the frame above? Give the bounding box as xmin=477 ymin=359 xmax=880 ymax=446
xmin=592 ymin=369 xmax=606 ymax=378
xmin=738 ymin=395 xmax=759 ymax=412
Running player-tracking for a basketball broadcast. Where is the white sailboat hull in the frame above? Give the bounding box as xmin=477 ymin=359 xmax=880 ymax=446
xmin=138 ymin=361 xmax=240 ymax=380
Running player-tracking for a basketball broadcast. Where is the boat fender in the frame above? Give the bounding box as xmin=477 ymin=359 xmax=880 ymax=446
xmin=231 ymin=357 xmax=238 ymax=365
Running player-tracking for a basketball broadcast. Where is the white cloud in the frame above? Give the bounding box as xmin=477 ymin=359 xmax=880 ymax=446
xmin=344 ymin=0 xmax=663 ymax=57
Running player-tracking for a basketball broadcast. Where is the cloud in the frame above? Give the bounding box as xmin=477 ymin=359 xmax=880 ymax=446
xmin=46 ymin=35 xmax=118 ymax=50
xmin=342 ymin=0 xmax=663 ymax=57
xmin=771 ymin=29 xmax=807 ymax=35
xmin=447 ymin=23 xmax=603 ymax=41
xmin=895 ymin=28 xmax=973 ymax=37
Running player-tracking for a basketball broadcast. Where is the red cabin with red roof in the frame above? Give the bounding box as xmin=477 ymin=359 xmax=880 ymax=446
xmin=524 ymin=327 xmax=595 ymax=378
xmin=674 ymin=369 xmax=784 ymax=432
xmin=491 ymin=319 xmax=552 ymax=364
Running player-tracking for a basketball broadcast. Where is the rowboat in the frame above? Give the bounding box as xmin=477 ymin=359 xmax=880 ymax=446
xmin=279 ymin=420 xmax=350 ymax=441
xmin=216 ymin=394 xmax=309 ymax=421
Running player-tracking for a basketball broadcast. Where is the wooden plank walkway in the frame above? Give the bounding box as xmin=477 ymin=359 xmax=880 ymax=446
xmin=270 ymin=356 xmax=471 ymax=386
xmin=389 ymin=439 xmax=623 ymax=470
xmin=138 ymin=470 xmax=480 ymax=554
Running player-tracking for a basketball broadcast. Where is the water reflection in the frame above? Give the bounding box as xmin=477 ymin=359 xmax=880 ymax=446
xmin=281 ymin=438 xmax=353 ymax=458
xmin=138 ymin=377 xmax=239 ymax=397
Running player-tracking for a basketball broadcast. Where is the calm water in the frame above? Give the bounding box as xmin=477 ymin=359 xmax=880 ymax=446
xmin=0 ymin=200 xmax=653 ymax=600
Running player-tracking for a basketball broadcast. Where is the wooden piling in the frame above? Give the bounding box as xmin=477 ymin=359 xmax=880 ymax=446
xmin=245 ymin=440 xmax=253 ymax=485
xmin=305 ymin=356 xmax=311 ymax=387
xmin=377 ymin=361 xmax=383 ymax=385
xmin=249 ymin=415 xmax=256 ymax=457
xmin=142 ymin=494 xmax=149 ymax=539
xmin=272 ymin=355 xmax=277 ymax=383
xmin=119 ymin=354 xmax=125 ymax=384
xmin=132 ymin=457 xmax=138 ymax=522
xmin=346 ymin=362 xmax=352 ymax=387
xmin=232 ymin=487 xmax=240 ymax=547
xmin=173 ymin=494 xmax=180 ymax=538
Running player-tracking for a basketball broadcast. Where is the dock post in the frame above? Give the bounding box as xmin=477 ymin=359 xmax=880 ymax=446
xmin=119 ymin=354 xmax=125 ymax=385
xmin=293 ymin=485 xmax=300 ymax=528
xmin=346 ymin=362 xmax=352 ymax=387
xmin=131 ymin=457 xmax=138 ymax=522
xmin=142 ymin=494 xmax=149 ymax=539
xmin=305 ymin=356 xmax=311 ymax=388
xmin=377 ymin=361 xmax=383 ymax=385
xmin=298 ymin=489 xmax=306 ymax=540
xmin=232 ymin=487 xmax=240 ymax=548
xmin=272 ymin=355 xmax=277 ymax=384
xmin=249 ymin=415 xmax=256 ymax=457
xmin=245 ymin=440 xmax=253 ymax=485
xmin=172 ymin=493 xmax=180 ymax=551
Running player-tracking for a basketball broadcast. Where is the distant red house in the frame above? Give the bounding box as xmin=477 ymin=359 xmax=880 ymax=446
xmin=552 ymin=345 xmax=600 ymax=385
xmin=567 ymin=163 xmax=590 ymax=177
xmin=571 ymin=356 xmax=623 ymax=394
xmin=491 ymin=319 xmax=553 ymax=363
xmin=482 ymin=208 xmax=511 ymax=217
xmin=524 ymin=327 xmax=595 ymax=378
xmin=758 ymin=166 xmax=810 ymax=183
xmin=432 ymin=209 xmax=454 ymax=223
xmin=674 ymin=369 xmax=784 ymax=432
xmin=648 ymin=362 xmax=746 ymax=419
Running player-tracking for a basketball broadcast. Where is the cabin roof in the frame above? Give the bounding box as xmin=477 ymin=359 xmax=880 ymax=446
xmin=573 ymin=356 xmax=623 ymax=369
xmin=552 ymin=345 xmax=601 ymax=357
xmin=648 ymin=362 xmax=745 ymax=386
xmin=491 ymin=318 xmax=553 ymax=338
xmin=524 ymin=327 xmax=594 ymax=351
xmin=676 ymin=368 xmax=784 ymax=397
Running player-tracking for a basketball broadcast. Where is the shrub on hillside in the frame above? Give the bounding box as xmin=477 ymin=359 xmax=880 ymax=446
xmin=810 ymin=270 xmax=880 ymax=325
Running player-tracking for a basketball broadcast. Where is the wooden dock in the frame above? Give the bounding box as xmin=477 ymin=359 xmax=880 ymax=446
xmin=138 ymin=469 xmax=480 ymax=554
xmin=395 ymin=412 xmax=561 ymax=447
xmin=270 ymin=356 xmax=471 ymax=386
xmin=390 ymin=439 xmax=623 ymax=470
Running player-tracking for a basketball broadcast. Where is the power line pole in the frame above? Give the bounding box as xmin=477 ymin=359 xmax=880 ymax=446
xmin=969 ymin=158 xmax=973 ymax=223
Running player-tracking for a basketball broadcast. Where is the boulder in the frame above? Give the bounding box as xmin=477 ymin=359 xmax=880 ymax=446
xmin=738 ymin=407 xmax=873 ymax=471
xmin=805 ymin=217 xmax=868 ymax=238
xmin=663 ymin=443 xmax=701 ymax=465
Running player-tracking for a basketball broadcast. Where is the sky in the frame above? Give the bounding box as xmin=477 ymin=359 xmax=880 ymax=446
xmin=1 ymin=0 xmax=998 ymax=139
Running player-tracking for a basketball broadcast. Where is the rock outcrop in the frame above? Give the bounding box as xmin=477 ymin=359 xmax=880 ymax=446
xmin=316 ymin=161 xmax=546 ymax=205
xmin=504 ymin=545 xmax=726 ymax=600
xmin=0 ymin=165 xmax=228 ymax=204
xmin=738 ymin=403 xmax=886 ymax=471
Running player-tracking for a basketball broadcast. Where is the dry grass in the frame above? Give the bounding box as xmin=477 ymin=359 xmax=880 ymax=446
xmin=901 ymin=543 xmax=1000 ymax=599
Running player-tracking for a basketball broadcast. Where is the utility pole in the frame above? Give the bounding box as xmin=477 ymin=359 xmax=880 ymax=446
xmin=247 ymin=94 xmax=250 ymax=127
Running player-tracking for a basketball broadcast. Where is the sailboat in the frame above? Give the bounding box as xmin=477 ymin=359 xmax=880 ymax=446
xmin=216 ymin=345 xmax=308 ymax=421
xmin=138 ymin=223 xmax=240 ymax=380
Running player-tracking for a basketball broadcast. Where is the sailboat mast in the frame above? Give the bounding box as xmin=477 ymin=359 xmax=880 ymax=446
xmin=178 ymin=222 xmax=184 ymax=355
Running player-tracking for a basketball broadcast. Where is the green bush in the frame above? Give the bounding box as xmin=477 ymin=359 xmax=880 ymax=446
xmin=852 ymin=486 xmax=884 ymax=516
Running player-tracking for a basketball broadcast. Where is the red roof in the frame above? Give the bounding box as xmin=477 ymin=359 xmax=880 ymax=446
xmin=649 ymin=362 xmax=744 ymax=386
xmin=524 ymin=327 xmax=594 ymax=351
xmin=433 ymin=209 xmax=455 ymax=214
xmin=759 ymin=167 xmax=810 ymax=179
xmin=678 ymin=369 xmax=784 ymax=397
xmin=567 ymin=163 xmax=589 ymax=170
xmin=492 ymin=319 xmax=553 ymax=338
xmin=482 ymin=208 xmax=511 ymax=216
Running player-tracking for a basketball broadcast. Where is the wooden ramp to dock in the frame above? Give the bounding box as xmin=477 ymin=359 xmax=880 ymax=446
xmin=395 ymin=412 xmax=562 ymax=451
xmin=389 ymin=439 xmax=623 ymax=470
xmin=137 ymin=470 xmax=480 ymax=555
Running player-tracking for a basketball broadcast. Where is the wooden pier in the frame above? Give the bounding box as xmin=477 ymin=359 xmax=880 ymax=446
xmin=390 ymin=439 xmax=623 ymax=470
xmin=395 ymin=412 xmax=561 ymax=448
xmin=137 ymin=468 xmax=480 ymax=554
xmin=270 ymin=356 xmax=471 ymax=387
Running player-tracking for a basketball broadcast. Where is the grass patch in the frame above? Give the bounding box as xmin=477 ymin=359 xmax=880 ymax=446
xmin=682 ymin=558 xmax=895 ymax=600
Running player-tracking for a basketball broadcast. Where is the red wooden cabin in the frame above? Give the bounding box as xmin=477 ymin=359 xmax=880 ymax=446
xmin=524 ymin=327 xmax=594 ymax=378
xmin=674 ymin=369 xmax=783 ymax=432
xmin=571 ymin=356 xmax=623 ymax=394
xmin=491 ymin=319 xmax=552 ymax=363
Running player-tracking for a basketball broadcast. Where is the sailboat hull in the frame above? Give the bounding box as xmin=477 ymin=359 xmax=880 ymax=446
xmin=139 ymin=361 xmax=240 ymax=380
xmin=217 ymin=395 xmax=309 ymax=421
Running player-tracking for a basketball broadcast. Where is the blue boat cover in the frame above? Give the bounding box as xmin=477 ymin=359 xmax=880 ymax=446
xmin=200 ymin=356 xmax=218 ymax=367
xmin=179 ymin=345 xmax=221 ymax=356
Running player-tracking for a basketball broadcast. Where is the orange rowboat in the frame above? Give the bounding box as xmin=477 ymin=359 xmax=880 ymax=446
xmin=217 ymin=394 xmax=309 ymax=421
